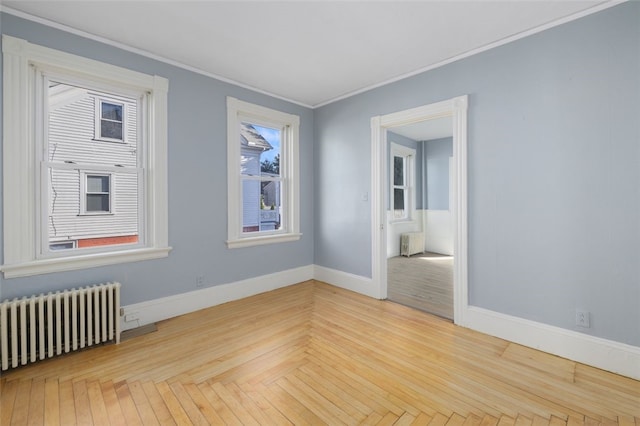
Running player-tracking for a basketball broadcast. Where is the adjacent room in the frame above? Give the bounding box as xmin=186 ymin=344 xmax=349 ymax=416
xmin=386 ymin=119 xmax=455 ymax=319
xmin=1 ymin=1 xmax=639 ymax=423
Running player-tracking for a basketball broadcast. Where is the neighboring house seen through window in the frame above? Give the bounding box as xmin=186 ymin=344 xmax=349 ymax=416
xmin=239 ymin=122 xmax=281 ymax=233
xmin=1 ymin=35 xmax=170 ymax=278
xmin=47 ymin=81 xmax=138 ymax=251
xmin=227 ymin=97 xmax=301 ymax=248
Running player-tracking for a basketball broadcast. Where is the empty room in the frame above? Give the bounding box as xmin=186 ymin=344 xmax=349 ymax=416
xmin=1 ymin=1 xmax=639 ymax=424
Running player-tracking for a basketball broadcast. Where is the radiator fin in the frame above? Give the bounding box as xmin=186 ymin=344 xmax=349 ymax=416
xmin=0 ymin=282 xmax=121 ymax=371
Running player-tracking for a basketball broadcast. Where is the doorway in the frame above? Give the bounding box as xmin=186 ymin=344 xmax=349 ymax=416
xmin=370 ymin=96 xmax=468 ymax=325
xmin=386 ymin=120 xmax=454 ymax=319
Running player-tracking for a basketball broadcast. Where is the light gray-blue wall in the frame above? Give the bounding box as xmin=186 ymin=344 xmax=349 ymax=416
xmin=0 ymin=13 xmax=315 ymax=305
xmin=314 ymin=2 xmax=640 ymax=346
xmin=423 ymin=137 xmax=452 ymax=210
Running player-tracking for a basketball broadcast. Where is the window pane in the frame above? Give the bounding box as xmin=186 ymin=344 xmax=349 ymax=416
xmin=87 ymin=175 xmax=109 ymax=193
xmin=101 ymin=120 xmax=123 ymax=140
xmin=242 ymin=178 xmax=282 ymax=233
xmin=87 ymin=194 xmax=110 ymax=212
xmin=47 ymin=81 xmax=140 ymax=251
xmin=393 ymin=188 xmax=407 ymax=219
xmin=394 ymin=188 xmax=405 ymax=210
xmin=240 ymin=121 xmax=284 ymax=235
xmin=394 ymin=156 xmax=404 ymax=186
xmin=242 ymin=179 xmax=261 ymax=232
xmin=50 ymin=241 xmax=75 ymax=251
xmin=102 ymin=102 xmax=122 ymax=121
xmin=240 ymin=122 xmax=281 ymax=177
xmin=260 ymin=180 xmax=281 ymax=231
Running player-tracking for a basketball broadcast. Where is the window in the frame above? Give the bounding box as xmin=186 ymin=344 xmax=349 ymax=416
xmin=227 ymin=97 xmax=301 ymax=248
xmin=83 ymin=173 xmax=112 ymax=214
xmin=49 ymin=241 xmax=77 ymax=251
xmin=390 ymin=143 xmax=416 ymax=221
xmin=2 ymin=35 xmax=170 ymax=278
xmin=96 ymin=99 xmax=124 ymax=141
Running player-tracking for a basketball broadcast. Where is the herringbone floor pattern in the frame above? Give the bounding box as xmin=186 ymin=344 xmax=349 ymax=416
xmin=1 ymin=281 xmax=639 ymax=425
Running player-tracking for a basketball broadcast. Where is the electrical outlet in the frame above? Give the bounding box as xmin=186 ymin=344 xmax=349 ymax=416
xmin=195 ymin=275 xmax=205 ymax=288
xmin=576 ymin=310 xmax=590 ymax=328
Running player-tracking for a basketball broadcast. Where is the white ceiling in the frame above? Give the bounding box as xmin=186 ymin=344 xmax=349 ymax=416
xmin=3 ymin=1 xmax=612 ymax=108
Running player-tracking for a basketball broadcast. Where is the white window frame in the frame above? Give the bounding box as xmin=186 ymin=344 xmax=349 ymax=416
xmin=80 ymin=172 xmax=114 ymax=215
xmin=390 ymin=142 xmax=416 ymax=222
xmin=226 ymin=97 xmax=301 ymax=248
xmin=94 ymin=97 xmax=125 ymax=142
xmin=2 ymin=35 xmax=171 ymax=278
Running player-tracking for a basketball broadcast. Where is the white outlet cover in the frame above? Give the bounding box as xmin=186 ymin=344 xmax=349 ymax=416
xmin=576 ymin=310 xmax=590 ymax=328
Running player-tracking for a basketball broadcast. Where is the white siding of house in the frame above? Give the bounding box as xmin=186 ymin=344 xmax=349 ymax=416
xmin=262 ymin=181 xmax=280 ymax=209
xmin=241 ymin=147 xmax=261 ymax=229
xmin=47 ymin=90 xmax=139 ymax=242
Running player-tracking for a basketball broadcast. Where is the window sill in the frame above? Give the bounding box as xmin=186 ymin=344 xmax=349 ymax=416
xmin=1 ymin=246 xmax=172 ymax=279
xmin=226 ymin=233 xmax=302 ymax=249
xmin=78 ymin=212 xmax=115 ymax=216
xmin=92 ymin=138 xmax=126 ymax=144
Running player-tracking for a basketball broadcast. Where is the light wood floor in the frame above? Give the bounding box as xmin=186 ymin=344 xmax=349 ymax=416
xmin=1 ymin=280 xmax=639 ymax=425
xmin=388 ymin=252 xmax=454 ymax=320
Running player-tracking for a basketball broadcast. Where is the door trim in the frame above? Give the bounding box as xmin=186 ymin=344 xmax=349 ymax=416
xmin=370 ymin=95 xmax=468 ymax=325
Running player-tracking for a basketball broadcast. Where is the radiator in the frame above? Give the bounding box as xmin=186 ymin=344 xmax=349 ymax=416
xmin=400 ymin=232 xmax=425 ymax=257
xmin=0 ymin=282 xmax=121 ymax=371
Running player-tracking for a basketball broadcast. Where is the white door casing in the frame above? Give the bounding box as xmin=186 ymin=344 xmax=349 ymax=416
xmin=370 ymin=95 xmax=468 ymax=325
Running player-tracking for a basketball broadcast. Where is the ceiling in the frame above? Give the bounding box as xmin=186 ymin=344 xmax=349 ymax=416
xmin=2 ymin=1 xmax=612 ymax=108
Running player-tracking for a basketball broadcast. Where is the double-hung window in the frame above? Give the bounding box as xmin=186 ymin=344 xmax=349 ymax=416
xmin=390 ymin=143 xmax=416 ymax=221
xmin=82 ymin=173 xmax=112 ymax=214
xmin=1 ymin=35 xmax=170 ymax=278
xmin=227 ymin=97 xmax=301 ymax=248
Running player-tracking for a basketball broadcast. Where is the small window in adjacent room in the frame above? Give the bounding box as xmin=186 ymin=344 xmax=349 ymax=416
xmin=226 ymin=97 xmax=301 ymax=248
xmin=390 ymin=143 xmax=416 ymax=221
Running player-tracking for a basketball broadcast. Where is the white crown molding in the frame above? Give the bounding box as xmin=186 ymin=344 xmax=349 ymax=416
xmin=0 ymin=5 xmax=313 ymax=109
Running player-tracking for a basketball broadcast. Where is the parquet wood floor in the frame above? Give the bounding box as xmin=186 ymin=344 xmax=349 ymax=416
xmin=1 ymin=280 xmax=639 ymax=425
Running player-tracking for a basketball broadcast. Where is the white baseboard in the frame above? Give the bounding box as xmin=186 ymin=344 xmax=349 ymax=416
xmin=121 ymin=265 xmax=314 ymax=331
xmin=313 ymin=265 xmax=380 ymax=299
xmin=463 ymin=306 xmax=640 ymax=380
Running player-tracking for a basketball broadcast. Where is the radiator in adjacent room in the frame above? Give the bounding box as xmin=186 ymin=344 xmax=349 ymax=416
xmin=400 ymin=232 xmax=425 ymax=257
xmin=0 ymin=282 xmax=121 ymax=371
